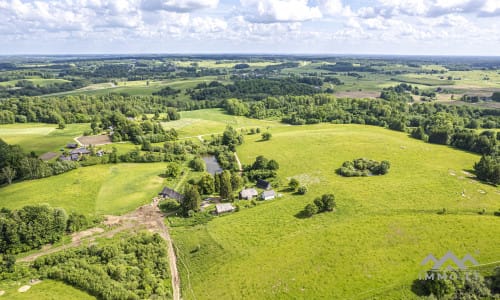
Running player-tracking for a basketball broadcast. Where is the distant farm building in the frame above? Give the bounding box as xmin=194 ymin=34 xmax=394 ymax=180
xmin=215 ymin=203 xmax=235 ymax=215
xmin=261 ymin=190 xmax=276 ymax=201
xmin=68 ymin=147 xmax=91 ymax=161
xmin=240 ymin=188 xmax=258 ymax=200
xmin=159 ymin=187 xmax=184 ymax=202
xmin=66 ymin=143 xmax=78 ymax=149
xmin=256 ymin=179 xmax=271 ymax=190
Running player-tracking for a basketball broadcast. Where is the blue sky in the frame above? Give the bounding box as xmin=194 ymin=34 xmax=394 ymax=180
xmin=0 ymin=0 xmax=499 ymax=55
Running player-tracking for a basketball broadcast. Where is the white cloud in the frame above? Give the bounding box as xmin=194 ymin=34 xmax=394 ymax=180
xmin=240 ymin=0 xmax=322 ymax=23
xmin=141 ymin=0 xmax=218 ymax=12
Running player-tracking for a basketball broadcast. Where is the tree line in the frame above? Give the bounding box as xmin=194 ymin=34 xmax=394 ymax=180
xmin=0 ymin=204 xmax=97 ymax=254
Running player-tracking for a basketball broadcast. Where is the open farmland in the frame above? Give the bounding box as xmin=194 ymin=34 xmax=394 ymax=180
xmin=171 ymin=124 xmax=500 ymax=299
xmin=0 ymin=163 xmax=167 ymax=215
xmin=0 ymin=123 xmax=89 ymax=155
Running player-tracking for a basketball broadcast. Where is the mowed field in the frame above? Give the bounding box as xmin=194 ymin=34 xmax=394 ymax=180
xmin=0 ymin=123 xmax=89 ymax=155
xmin=0 ymin=163 xmax=166 ymax=215
xmin=171 ymin=123 xmax=500 ymax=299
xmin=0 ymin=280 xmax=95 ymax=300
xmin=168 ymin=108 xmax=285 ymax=138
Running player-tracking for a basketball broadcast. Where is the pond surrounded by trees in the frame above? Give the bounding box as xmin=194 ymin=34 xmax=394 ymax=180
xmin=203 ymin=155 xmax=223 ymax=175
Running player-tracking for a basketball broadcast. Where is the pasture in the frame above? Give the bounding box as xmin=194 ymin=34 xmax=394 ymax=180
xmin=0 ymin=123 xmax=89 ymax=155
xmin=0 ymin=280 xmax=95 ymax=300
xmin=0 ymin=163 xmax=167 ymax=215
xmin=168 ymin=108 xmax=285 ymax=138
xmin=171 ymin=123 xmax=500 ymax=299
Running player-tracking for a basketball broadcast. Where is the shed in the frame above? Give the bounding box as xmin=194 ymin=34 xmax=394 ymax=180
xmin=66 ymin=143 xmax=78 ymax=149
xmin=215 ymin=203 xmax=235 ymax=215
xmin=256 ymin=179 xmax=271 ymax=190
xmin=239 ymin=188 xmax=258 ymax=200
xmin=261 ymin=190 xmax=276 ymax=201
xmin=159 ymin=187 xmax=184 ymax=202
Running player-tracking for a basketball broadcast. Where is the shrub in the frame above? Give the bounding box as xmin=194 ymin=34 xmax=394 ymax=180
xmin=297 ymin=186 xmax=308 ymax=195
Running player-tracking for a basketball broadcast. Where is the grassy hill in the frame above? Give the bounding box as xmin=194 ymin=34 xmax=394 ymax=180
xmin=171 ymin=123 xmax=500 ymax=299
xmin=0 ymin=123 xmax=89 ymax=155
xmin=0 ymin=163 xmax=166 ymax=215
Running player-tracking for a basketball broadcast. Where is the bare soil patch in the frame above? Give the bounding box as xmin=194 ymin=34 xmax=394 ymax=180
xmin=77 ymin=135 xmax=112 ymax=146
xmin=39 ymin=152 xmax=58 ymax=161
xmin=18 ymin=286 xmax=30 ymax=293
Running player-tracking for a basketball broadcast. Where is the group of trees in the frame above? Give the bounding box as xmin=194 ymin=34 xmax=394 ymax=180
xmin=243 ymin=155 xmax=279 ymax=182
xmin=288 ymin=178 xmax=307 ymax=195
xmin=337 ymin=158 xmax=391 ymax=177
xmin=302 ymin=194 xmax=336 ymax=217
xmin=474 ymin=155 xmax=500 ymax=184
xmin=188 ymin=78 xmax=321 ymax=101
xmin=33 ymin=232 xmax=171 ymax=300
xmin=0 ymin=79 xmax=88 ymax=97
xmin=413 ymin=269 xmax=499 ymax=299
xmin=0 ymin=205 xmax=95 ymax=254
xmin=0 ymin=138 xmax=79 ymax=185
xmin=0 ymin=94 xmax=183 ymax=125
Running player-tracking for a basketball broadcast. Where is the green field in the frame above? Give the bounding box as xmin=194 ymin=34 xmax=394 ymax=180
xmin=171 ymin=123 xmax=500 ymax=299
xmin=0 ymin=280 xmax=95 ymax=300
xmin=0 ymin=78 xmax=71 ymax=87
xmin=168 ymin=108 xmax=285 ymax=138
xmin=0 ymin=123 xmax=89 ymax=155
xmin=0 ymin=163 xmax=166 ymax=215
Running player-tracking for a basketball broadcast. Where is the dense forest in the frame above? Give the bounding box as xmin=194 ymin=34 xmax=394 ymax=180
xmin=33 ymin=232 xmax=170 ymax=300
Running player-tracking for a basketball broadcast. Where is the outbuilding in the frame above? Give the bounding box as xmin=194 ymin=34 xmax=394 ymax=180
xmin=239 ymin=188 xmax=258 ymax=200
xmin=215 ymin=203 xmax=235 ymax=215
xmin=261 ymin=190 xmax=276 ymax=200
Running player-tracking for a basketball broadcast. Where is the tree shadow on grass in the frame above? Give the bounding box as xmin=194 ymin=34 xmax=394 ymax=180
xmin=462 ymin=169 xmax=498 ymax=188
xmin=294 ymin=210 xmax=311 ymax=219
xmin=410 ymin=279 xmax=430 ymax=297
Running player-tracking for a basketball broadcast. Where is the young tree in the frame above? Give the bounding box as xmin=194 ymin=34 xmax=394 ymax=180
xmin=288 ymin=178 xmax=299 ymax=191
xmin=297 ymin=186 xmax=308 ymax=195
xmin=261 ymin=132 xmax=272 ymax=141
xmin=198 ymin=173 xmax=215 ymax=195
xmin=165 ymin=162 xmax=181 ymax=178
xmin=214 ymin=173 xmax=221 ymax=193
xmin=2 ymin=166 xmax=16 ymax=185
xmin=267 ymin=159 xmax=280 ymax=170
xmin=303 ymin=203 xmax=318 ymax=217
xmin=314 ymin=194 xmax=336 ymax=212
xmin=219 ymin=170 xmax=233 ymax=201
xmin=189 ymin=157 xmax=206 ymax=172
xmin=230 ymin=172 xmax=243 ymax=191
xmin=181 ymin=185 xmax=201 ymax=216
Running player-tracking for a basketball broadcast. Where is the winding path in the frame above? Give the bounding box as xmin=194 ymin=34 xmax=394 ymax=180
xmin=17 ymin=204 xmax=181 ymax=300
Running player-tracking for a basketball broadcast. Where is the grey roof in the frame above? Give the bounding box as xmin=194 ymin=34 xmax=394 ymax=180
xmin=240 ymin=188 xmax=258 ymax=199
xmin=215 ymin=203 xmax=235 ymax=214
xmin=159 ymin=187 xmax=184 ymax=202
xmin=70 ymin=147 xmax=91 ymax=155
xmin=256 ymin=179 xmax=271 ymax=190
xmin=66 ymin=143 xmax=78 ymax=148
xmin=262 ymin=190 xmax=276 ymax=198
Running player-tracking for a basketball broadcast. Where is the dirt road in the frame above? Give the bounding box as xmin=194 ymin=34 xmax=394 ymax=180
xmin=17 ymin=203 xmax=181 ymax=300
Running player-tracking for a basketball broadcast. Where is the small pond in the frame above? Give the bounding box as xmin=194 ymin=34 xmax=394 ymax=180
xmin=203 ymin=155 xmax=223 ymax=175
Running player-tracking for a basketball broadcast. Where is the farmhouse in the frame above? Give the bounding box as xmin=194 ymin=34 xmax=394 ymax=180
xmin=256 ymin=179 xmax=271 ymax=190
xmin=215 ymin=203 xmax=235 ymax=215
xmin=58 ymin=155 xmax=71 ymax=161
xmin=70 ymin=147 xmax=91 ymax=155
xmin=261 ymin=190 xmax=276 ymax=201
xmin=159 ymin=187 xmax=184 ymax=202
xmin=240 ymin=188 xmax=258 ymax=200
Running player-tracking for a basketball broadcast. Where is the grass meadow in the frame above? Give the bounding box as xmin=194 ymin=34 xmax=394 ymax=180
xmin=168 ymin=108 xmax=285 ymax=137
xmin=0 ymin=163 xmax=167 ymax=215
xmin=0 ymin=280 xmax=95 ymax=300
xmin=0 ymin=123 xmax=89 ymax=155
xmin=171 ymin=123 xmax=500 ymax=299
